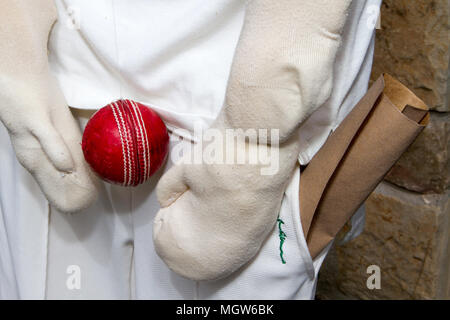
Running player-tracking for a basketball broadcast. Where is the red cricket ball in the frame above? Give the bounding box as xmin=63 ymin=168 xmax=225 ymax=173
xmin=82 ymin=99 xmax=169 ymax=186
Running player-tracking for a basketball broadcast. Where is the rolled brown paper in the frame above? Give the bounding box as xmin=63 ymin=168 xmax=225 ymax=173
xmin=300 ymin=74 xmax=429 ymax=259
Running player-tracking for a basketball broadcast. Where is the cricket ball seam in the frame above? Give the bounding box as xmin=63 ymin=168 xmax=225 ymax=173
xmin=128 ymin=100 xmax=145 ymax=183
xmin=110 ymin=101 xmax=129 ymax=186
xmin=115 ymin=101 xmax=133 ymax=186
xmin=130 ymin=99 xmax=151 ymax=181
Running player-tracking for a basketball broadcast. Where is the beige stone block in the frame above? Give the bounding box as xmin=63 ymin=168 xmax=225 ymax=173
xmin=370 ymin=0 xmax=449 ymax=112
xmin=316 ymin=182 xmax=449 ymax=300
xmin=385 ymin=112 xmax=449 ymax=194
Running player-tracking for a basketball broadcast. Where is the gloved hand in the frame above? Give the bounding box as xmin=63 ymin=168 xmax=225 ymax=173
xmin=154 ymin=0 xmax=352 ymax=281
xmin=0 ymin=0 xmax=98 ymax=213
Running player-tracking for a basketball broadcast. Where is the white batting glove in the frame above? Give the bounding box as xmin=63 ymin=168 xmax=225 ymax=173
xmin=154 ymin=0 xmax=353 ymax=280
xmin=0 ymin=0 xmax=98 ymax=212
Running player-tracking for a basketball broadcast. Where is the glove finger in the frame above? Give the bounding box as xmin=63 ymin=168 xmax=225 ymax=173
xmin=11 ymin=132 xmax=46 ymax=174
xmin=49 ymin=91 xmax=84 ymax=145
xmin=157 ymin=163 xmax=188 ymax=208
xmin=32 ymin=122 xmax=75 ymax=173
xmin=11 ymin=133 xmax=97 ymax=212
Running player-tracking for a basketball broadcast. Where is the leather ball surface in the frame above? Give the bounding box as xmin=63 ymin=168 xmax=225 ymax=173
xmin=82 ymin=99 xmax=169 ymax=186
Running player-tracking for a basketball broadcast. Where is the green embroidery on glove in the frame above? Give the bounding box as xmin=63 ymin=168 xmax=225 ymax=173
xmin=277 ymin=216 xmax=287 ymax=264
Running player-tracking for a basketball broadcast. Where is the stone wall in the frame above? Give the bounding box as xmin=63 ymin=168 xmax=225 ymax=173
xmin=316 ymin=0 xmax=449 ymax=300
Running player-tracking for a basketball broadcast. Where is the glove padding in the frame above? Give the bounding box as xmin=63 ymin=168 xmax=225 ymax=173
xmin=154 ymin=0 xmax=352 ymax=280
xmin=0 ymin=0 xmax=98 ymax=213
